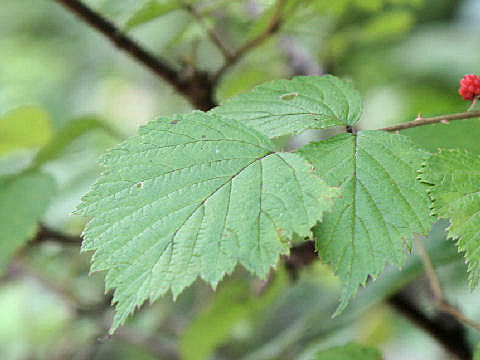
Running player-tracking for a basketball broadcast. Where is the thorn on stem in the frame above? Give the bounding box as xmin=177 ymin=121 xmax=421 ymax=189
xmin=441 ymin=120 xmax=449 ymax=124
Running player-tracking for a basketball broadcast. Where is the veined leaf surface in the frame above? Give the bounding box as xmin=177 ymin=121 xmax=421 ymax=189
xmin=212 ymin=75 xmax=362 ymax=138
xmin=298 ymin=131 xmax=432 ymax=313
xmin=76 ymin=111 xmax=340 ymax=332
xmin=419 ymin=149 xmax=480 ymax=288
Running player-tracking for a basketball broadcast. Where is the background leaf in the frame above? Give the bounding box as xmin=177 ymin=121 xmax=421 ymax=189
xmin=77 ymin=111 xmax=340 ymax=332
xmin=123 ymin=0 xmax=183 ymax=31
xmin=0 ymin=171 xmax=56 ymax=273
xmin=298 ymin=131 xmax=433 ymax=313
xmin=212 ymin=75 xmax=363 ymax=138
xmin=419 ymin=149 xmax=480 ymax=288
xmin=0 ymin=106 xmax=52 ymax=155
xmin=32 ymin=116 xmax=120 ymax=169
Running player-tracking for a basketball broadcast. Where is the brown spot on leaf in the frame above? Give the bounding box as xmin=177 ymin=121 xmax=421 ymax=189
xmin=280 ymin=92 xmax=299 ymax=101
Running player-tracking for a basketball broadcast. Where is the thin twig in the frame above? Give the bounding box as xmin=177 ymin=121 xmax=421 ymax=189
xmin=52 ymin=0 xmax=216 ymax=110
xmin=468 ymin=96 xmax=479 ymax=112
xmin=415 ymin=235 xmax=444 ymax=302
xmin=182 ymin=1 xmax=233 ymax=59
xmin=52 ymin=0 xmax=176 ymax=88
xmin=213 ymin=0 xmax=287 ymax=81
xmin=379 ymin=110 xmax=480 ymax=132
xmin=416 ymin=235 xmax=480 ymax=332
xmin=438 ymin=303 xmax=480 ymax=332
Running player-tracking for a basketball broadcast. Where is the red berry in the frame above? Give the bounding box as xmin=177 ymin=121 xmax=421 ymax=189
xmin=459 ymin=74 xmax=480 ymax=101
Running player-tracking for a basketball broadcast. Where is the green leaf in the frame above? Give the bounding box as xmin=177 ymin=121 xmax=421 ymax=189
xmin=212 ymin=75 xmax=363 ymax=138
xmin=124 ymin=0 xmax=183 ymax=31
xmin=419 ymin=149 xmax=480 ymax=288
xmin=298 ymin=131 xmax=432 ymax=313
xmin=32 ymin=116 xmax=121 ymax=169
xmin=76 ymin=111 xmax=340 ymax=333
xmin=0 ymin=171 xmax=56 ymax=273
xmin=0 ymin=106 xmax=52 ymax=155
xmin=474 ymin=341 xmax=480 ymax=360
xmin=315 ymin=342 xmax=382 ymax=360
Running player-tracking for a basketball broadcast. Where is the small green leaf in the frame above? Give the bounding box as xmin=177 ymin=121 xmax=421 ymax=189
xmin=419 ymin=149 xmax=480 ymax=288
xmin=0 ymin=106 xmax=52 ymax=155
xmin=0 ymin=171 xmax=56 ymax=273
xmin=76 ymin=111 xmax=340 ymax=333
xmin=315 ymin=342 xmax=382 ymax=360
xmin=298 ymin=131 xmax=432 ymax=313
xmin=212 ymin=75 xmax=363 ymax=138
xmin=124 ymin=0 xmax=183 ymax=31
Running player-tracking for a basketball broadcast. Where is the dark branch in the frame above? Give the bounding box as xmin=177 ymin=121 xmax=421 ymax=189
xmin=32 ymin=224 xmax=81 ymax=245
xmin=52 ymin=0 xmax=216 ymax=110
xmin=286 ymin=242 xmax=474 ymax=358
xmin=388 ymin=290 xmax=472 ymax=360
xmin=284 ymin=240 xmax=317 ymax=280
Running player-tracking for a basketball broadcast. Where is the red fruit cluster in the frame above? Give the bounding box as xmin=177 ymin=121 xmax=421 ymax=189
xmin=459 ymin=74 xmax=480 ymax=101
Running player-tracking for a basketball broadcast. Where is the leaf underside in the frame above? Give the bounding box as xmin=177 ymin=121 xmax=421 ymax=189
xmin=211 ymin=75 xmax=363 ymax=138
xmin=298 ymin=131 xmax=433 ymax=313
xmin=76 ymin=112 xmax=340 ymax=332
xmin=419 ymin=149 xmax=480 ymax=288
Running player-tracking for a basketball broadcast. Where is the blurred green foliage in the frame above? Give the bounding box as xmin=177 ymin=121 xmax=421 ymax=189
xmin=314 ymin=342 xmax=382 ymax=360
xmin=1 ymin=0 xmax=479 ymax=359
xmin=180 ymin=272 xmax=285 ymax=360
xmin=0 ymin=106 xmax=52 ymax=155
